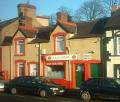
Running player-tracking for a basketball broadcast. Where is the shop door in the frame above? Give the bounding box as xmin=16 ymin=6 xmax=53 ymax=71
xmin=91 ymin=64 xmax=101 ymax=78
xmin=76 ymin=64 xmax=84 ymax=87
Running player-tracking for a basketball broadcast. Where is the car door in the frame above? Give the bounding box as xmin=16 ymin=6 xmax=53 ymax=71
xmin=24 ymin=77 xmax=40 ymax=94
xmin=14 ymin=77 xmax=27 ymax=92
xmin=98 ymin=79 xmax=120 ymax=99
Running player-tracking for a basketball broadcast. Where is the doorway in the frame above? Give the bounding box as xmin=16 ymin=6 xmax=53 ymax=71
xmin=75 ymin=64 xmax=84 ymax=87
xmin=91 ymin=64 xmax=101 ymax=78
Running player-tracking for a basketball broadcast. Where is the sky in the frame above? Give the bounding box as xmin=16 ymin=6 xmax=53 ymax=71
xmin=0 ymin=0 xmax=86 ymax=21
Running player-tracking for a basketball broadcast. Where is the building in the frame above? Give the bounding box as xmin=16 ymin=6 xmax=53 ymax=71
xmin=103 ymin=6 xmax=120 ymax=78
xmin=31 ymin=12 xmax=108 ymax=88
xmin=0 ymin=3 xmax=49 ymax=79
xmin=1 ymin=2 xmax=120 ymax=89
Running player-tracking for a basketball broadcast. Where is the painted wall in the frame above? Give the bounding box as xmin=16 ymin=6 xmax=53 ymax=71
xmin=106 ymin=30 xmax=120 ymax=77
xmin=0 ymin=20 xmax=19 ymax=44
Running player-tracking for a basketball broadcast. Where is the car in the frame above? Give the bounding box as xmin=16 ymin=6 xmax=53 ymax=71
xmin=0 ymin=76 xmax=8 ymax=92
xmin=80 ymin=77 xmax=120 ymax=102
xmin=6 ymin=76 xmax=65 ymax=97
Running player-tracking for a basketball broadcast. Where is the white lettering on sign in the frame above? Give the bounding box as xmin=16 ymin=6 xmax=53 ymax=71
xmin=46 ymin=54 xmax=78 ymax=61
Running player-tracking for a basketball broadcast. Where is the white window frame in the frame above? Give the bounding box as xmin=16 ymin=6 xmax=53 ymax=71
xmin=117 ymin=37 xmax=120 ymax=55
xmin=16 ymin=39 xmax=25 ymax=55
xmin=56 ymin=35 xmax=65 ymax=52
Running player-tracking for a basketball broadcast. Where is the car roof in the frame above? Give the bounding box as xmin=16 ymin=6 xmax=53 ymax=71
xmin=89 ymin=77 xmax=120 ymax=80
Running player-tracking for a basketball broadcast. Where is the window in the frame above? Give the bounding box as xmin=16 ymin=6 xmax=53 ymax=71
xmin=101 ymin=79 xmax=117 ymax=88
xmin=29 ymin=64 xmax=38 ymax=76
xmin=117 ymin=37 xmax=120 ymax=55
xmin=17 ymin=62 xmax=25 ymax=77
xmin=114 ymin=64 xmax=120 ymax=78
xmin=45 ymin=65 xmax=64 ymax=79
xmin=56 ymin=36 xmax=65 ymax=52
xmin=15 ymin=39 xmax=25 ymax=55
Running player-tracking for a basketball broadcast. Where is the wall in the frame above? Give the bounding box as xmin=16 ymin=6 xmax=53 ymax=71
xmin=0 ymin=20 xmax=18 ymax=44
xmin=106 ymin=30 xmax=120 ymax=77
xmin=69 ymin=38 xmax=101 ymax=60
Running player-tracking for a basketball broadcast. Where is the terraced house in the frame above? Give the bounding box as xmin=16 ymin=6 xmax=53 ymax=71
xmin=0 ymin=3 xmax=120 ymax=89
xmin=29 ymin=12 xmax=108 ymax=88
xmin=103 ymin=6 xmax=120 ymax=78
xmin=0 ymin=3 xmax=49 ymax=79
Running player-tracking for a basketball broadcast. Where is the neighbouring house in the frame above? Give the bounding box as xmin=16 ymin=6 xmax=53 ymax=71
xmin=0 ymin=3 xmax=49 ymax=79
xmin=31 ymin=12 xmax=108 ymax=88
xmin=103 ymin=6 xmax=120 ymax=78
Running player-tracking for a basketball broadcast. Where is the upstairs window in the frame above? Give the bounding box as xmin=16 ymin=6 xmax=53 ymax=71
xmin=117 ymin=37 xmax=120 ymax=55
xmin=15 ymin=38 xmax=25 ymax=55
xmin=56 ymin=35 xmax=65 ymax=52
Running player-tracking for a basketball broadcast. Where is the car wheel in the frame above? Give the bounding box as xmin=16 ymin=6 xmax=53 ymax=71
xmin=39 ymin=89 xmax=47 ymax=97
xmin=11 ymin=88 xmax=17 ymax=95
xmin=81 ymin=91 xmax=91 ymax=102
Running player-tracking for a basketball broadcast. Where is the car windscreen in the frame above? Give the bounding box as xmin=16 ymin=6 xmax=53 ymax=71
xmin=38 ymin=77 xmax=55 ymax=84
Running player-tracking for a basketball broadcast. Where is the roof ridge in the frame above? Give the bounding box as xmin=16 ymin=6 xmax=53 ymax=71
xmin=18 ymin=26 xmax=38 ymax=32
xmin=58 ymin=20 xmax=77 ymax=27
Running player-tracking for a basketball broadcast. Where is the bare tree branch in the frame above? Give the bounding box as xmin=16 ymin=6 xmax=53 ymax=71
xmin=76 ymin=0 xmax=107 ymax=21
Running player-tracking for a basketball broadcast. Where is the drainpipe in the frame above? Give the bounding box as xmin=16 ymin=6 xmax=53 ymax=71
xmin=66 ymin=46 xmax=71 ymax=88
xmin=38 ymin=43 xmax=42 ymax=77
xmin=10 ymin=45 xmax=12 ymax=80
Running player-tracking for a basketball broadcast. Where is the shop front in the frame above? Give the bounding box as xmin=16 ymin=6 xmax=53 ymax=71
xmin=71 ymin=60 xmax=102 ymax=88
xmin=43 ymin=54 xmax=102 ymax=89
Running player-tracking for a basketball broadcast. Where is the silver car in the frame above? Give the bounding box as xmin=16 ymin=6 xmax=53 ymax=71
xmin=0 ymin=79 xmax=8 ymax=92
xmin=0 ymin=81 xmax=5 ymax=92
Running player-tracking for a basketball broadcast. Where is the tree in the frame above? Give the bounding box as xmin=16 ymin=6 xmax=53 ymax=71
xmin=102 ymin=0 xmax=120 ymax=16
xmin=49 ymin=13 xmax=57 ymax=26
xmin=76 ymin=0 xmax=107 ymax=21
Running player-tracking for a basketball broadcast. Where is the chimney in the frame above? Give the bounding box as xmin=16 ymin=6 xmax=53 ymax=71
xmin=18 ymin=3 xmax=36 ymax=19
xmin=57 ymin=12 xmax=68 ymax=22
xmin=18 ymin=3 xmax=36 ymax=27
xmin=111 ymin=3 xmax=119 ymax=15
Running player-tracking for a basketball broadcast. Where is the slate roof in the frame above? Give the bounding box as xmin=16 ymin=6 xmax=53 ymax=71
xmin=0 ymin=17 xmax=18 ymax=28
xmin=105 ymin=8 xmax=120 ymax=28
xmin=1 ymin=36 xmax=13 ymax=46
xmin=17 ymin=26 xmax=38 ymax=38
xmin=57 ymin=20 xmax=77 ymax=34
xmin=36 ymin=26 xmax=53 ymax=40
xmin=29 ymin=26 xmax=53 ymax=44
xmin=70 ymin=17 xmax=109 ymax=39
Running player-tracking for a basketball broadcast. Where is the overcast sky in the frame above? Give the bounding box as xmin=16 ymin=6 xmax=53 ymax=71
xmin=0 ymin=0 xmax=86 ymax=21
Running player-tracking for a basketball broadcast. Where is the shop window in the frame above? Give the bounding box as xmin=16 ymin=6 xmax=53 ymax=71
xmin=15 ymin=38 xmax=25 ymax=55
xmin=46 ymin=65 xmax=64 ymax=79
xmin=56 ymin=35 xmax=65 ymax=52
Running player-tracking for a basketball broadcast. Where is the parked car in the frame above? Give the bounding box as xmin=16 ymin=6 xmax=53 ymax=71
xmin=80 ymin=77 xmax=120 ymax=102
xmin=0 ymin=77 xmax=9 ymax=92
xmin=6 ymin=76 xmax=65 ymax=97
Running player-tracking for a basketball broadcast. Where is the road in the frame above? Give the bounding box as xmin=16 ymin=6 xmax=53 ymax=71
xmin=0 ymin=92 xmax=119 ymax=102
